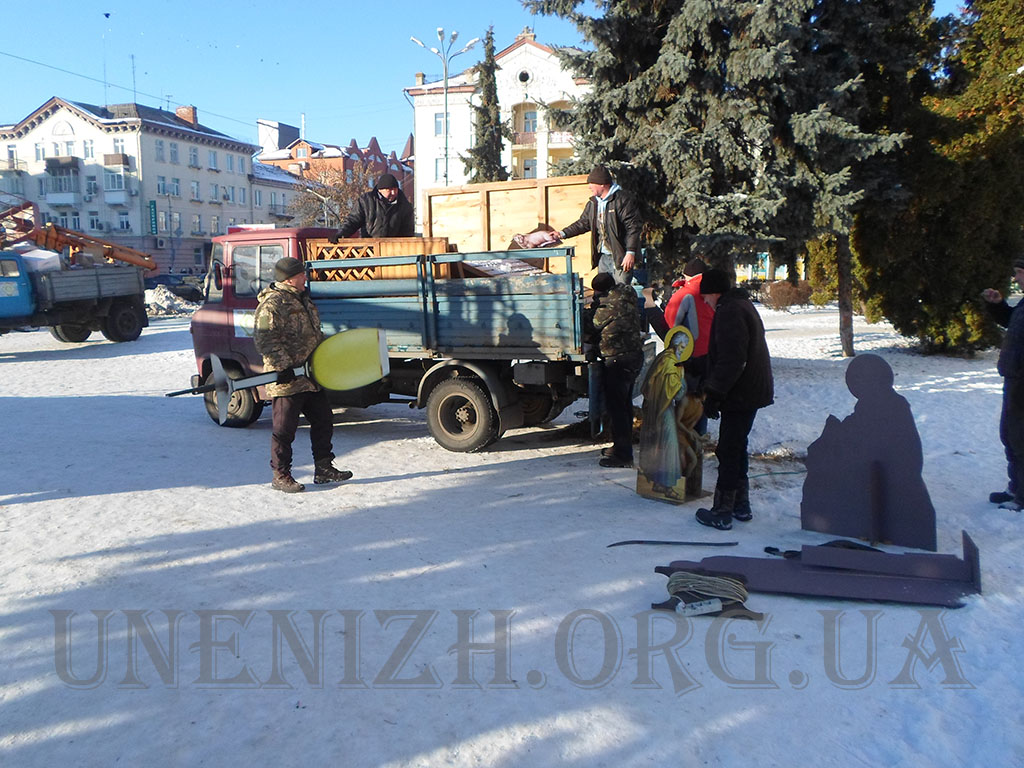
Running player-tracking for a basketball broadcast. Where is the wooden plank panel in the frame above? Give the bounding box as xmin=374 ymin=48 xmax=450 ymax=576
xmin=489 ymin=187 xmax=543 ymax=251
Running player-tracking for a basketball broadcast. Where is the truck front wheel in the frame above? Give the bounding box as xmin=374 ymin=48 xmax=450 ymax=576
xmin=426 ymin=378 xmax=498 ymax=452
xmin=101 ymin=301 xmax=144 ymax=342
xmin=50 ymin=324 xmax=92 ymax=343
xmin=203 ymin=370 xmax=264 ymax=427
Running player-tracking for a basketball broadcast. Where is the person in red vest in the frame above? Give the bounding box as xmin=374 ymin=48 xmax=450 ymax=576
xmin=663 ymin=258 xmax=715 ymax=433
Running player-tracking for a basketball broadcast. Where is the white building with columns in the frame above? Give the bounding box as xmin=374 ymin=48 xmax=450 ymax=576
xmin=405 ymin=30 xmax=589 ymax=229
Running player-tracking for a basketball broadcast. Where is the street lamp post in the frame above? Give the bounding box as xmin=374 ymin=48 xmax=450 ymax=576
xmin=411 ymin=28 xmax=479 ymax=186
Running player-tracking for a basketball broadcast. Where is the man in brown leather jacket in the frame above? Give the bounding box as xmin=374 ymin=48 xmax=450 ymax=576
xmin=253 ymin=257 xmax=352 ymax=492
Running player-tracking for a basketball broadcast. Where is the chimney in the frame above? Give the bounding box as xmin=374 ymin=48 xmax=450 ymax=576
xmin=415 ymin=72 xmax=425 ymax=86
xmin=175 ymin=105 xmax=198 ymax=125
xmin=516 ymin=27 xmax=536 ymax=42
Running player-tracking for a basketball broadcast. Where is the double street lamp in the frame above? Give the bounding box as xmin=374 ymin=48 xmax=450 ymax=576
xmin=411 ymin=28 xmax=480 ymax=187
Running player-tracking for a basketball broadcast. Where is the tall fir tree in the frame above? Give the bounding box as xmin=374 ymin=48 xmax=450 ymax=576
xmin=528 ymin=0 xmax=909 ymax=354
xmin=852 ymin=0 xmax=1024 ymax=352
xmin=462 ymin=27 xmax=512 ymax=183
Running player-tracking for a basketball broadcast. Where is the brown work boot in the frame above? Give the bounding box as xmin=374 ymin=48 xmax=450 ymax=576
xmin=272 ymin=471 xmax=305 ymax=493
xmin=314 ymin=459 xmax=353 ymax=485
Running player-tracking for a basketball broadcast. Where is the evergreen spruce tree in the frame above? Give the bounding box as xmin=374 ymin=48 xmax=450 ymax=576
xmin=528 ymin=0 xmax=910 ymax=354
xmin=853 ymin=0 xmax=1024 ymax=352
xmin=462 ymin=27 xmax=512 ymax=183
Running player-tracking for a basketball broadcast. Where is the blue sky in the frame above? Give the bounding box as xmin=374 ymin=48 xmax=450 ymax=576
xmin=0 ymin=0 xmax=965 ymax=157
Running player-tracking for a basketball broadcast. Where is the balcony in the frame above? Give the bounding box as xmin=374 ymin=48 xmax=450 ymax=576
xmin=268 ymin=204 xmax=292 ymax=218
xmin=548 ymin=131 xmax=574 ymax=147
xmin=513 ymin=131 xmax=537 ymax=148
xmin=104 ymin=153 xmax=131 ymax=167
xmin=104 ymin=188 xmax=131 ymax=206
xmin=1 ymin=158 xmax=27 ymax=173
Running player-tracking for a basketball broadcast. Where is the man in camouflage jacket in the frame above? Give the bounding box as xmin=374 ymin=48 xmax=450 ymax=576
xmin=586 ymin=272 xmax=645 ymax=467
xmin=253 ymin=257 xmax=352 ymax=492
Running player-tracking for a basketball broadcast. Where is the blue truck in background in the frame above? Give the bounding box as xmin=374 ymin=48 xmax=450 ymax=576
xmin=0 ymin=250 xmax=148 ymax=343
xmin=186 ymin=227 xmax=605 ymax=451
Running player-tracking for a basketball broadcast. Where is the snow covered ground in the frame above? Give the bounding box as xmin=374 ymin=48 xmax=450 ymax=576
xmin=1 ymin=304 xmax=1021 ymax=767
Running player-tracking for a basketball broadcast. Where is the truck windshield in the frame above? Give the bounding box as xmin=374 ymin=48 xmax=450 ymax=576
xmin=1 ymin=259 xmax=20 ymax=277
xmin=232 ymin=243 xmax=285 ymax=297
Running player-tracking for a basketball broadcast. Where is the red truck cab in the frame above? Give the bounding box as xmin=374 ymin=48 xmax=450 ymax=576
xmin=190 ymin=227 xmax=335 ymax=425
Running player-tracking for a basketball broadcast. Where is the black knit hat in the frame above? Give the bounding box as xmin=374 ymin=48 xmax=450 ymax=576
xmin=591 ymin=272 xmax=616 ymax=294
xmin=699 ymin=268 xmax=732 ymax=295
xmin=376 ymin=173 xmax=399 ymax=190
xmin=274 ymin=257 xmax=304 ymax=281
xmin=587 ymin=165 xmax=613 ymax=185
xmin=683 ymin=258 xmax=707 ymax=277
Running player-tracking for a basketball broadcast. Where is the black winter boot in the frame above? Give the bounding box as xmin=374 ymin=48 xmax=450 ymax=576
xmin=695 ymin=489 xmax=736 ymax=530
xmin=733 ymin=477 xmax=752 ymax=522
xmin=272 ymin=471 xmax=305 ymax=493
xmin=314 ymin=459 xmax=353 ymax=485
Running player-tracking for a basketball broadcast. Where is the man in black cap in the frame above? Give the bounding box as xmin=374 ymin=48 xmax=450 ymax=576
xmin=331 ymin=173 xmax=415 ymax=240
xmin=694 ymin=268 xmax=774 ymax=530
xmin=554 ymin=164 xmax=643 ymax=285
xmin=982 ymin=256 xmax=1024 ymax=511
xmin=253 ymin=257 xmax=353 ymax=493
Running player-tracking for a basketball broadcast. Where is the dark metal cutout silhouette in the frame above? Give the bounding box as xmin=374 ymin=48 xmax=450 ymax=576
xmin=801 ymin=354 xmax=937 ymax=551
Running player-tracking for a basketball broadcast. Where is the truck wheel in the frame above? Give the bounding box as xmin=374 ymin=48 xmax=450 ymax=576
xmin=50 ymin=324 xmax=92 ymax=343
xmin=520 ymin=392 xmax=557 ymax=426
xmin=426 ymin=378 xmax=498 ymax=452
xmin=203 ymin=370 xmax=264 ymax=427
xmin=101 ymin=301 xmax=144 ymax=342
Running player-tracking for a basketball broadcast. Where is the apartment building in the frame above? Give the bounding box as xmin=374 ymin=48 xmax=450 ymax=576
xmin=0 ymin=97 xmax=298 ymax=275
xmin=405 ymin=29 xmax=589 ymax=228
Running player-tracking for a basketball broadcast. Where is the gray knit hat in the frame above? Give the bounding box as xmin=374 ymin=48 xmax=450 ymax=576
xmin=274 ymin=257 xmax=304 ymax=281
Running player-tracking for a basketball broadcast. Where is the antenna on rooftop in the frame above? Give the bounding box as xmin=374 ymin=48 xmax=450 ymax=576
xmin=130 ymin=54 xmax=137 ymax=103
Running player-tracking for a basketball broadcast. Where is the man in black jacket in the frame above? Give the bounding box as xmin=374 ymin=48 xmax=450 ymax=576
xmin=555 ymin=165 xmax=643 ymax=285
xmin=982 ymin=256 xmax=1024 ymax=511
xmin=332 ymin=173 xmax=415 ymax=240
xmin=694 ymin=269 xmax=774 ymax=530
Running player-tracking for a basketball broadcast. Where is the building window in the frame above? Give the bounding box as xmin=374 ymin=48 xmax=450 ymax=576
xmin=104 ymin=169 xmax=125 ymax=191
xmin=171 ymin=211 xmax=180 ymax=234
xmin=158 ymin=210 xmax=168 ymax=232
xmin=113 ymin=137 xmax=125 ymax=153
xmin=523 ymin=157 xmax=537 ymax=179
xmin=297 ymin=148 xmax=307 ymax=159
xmin=193 ymin=247 xmax=204 ymax=266
xmin=83 ymin=139 xmax=94 ymax=159
xmin=118 ymin=211 xmax=131 ymax=230
xmin=226 ymin=155 xmax=234 ymax=172
xmin=189 ymin=146 xmax=199 ymax=167
xmin=52 ymin=142 xmax=61 ymax=157
xmin=208 ymin=150 xmax=218 ymax=170
xmin=156 ymin=175 xmax=168 ymax=195
xmin=190 ymin=180 xmax=201 ymax=200
xmin=228 ymin=217 xmax=236 ymax=228
xmin=238 ymin=156 xmax=245 ymax=174
xmin=523 ymin=111 xmax=538 ymax=133
xmin=71 ymin=211 xmax=81 ymax=230
xmin=170 ymin=178 xmax=180 ymax=196
xmin=35 ymin=143 xmax=45 ymax=161
xmin=211 ymin=215 xmax=220 ymax=234
xmin=38 ymin=178 xmax=47 ymax=196
xmin=155 ymin=139 xmax=165 ymax=162
xmin=239 ymin=187 xmax=246 ymax=204
xmin=85 ymin=176 xmax=98 ymax=196
xmin=65 ymin=141 xmax=75 ymax=157
xmin=58 ymin=213 xmax=68 ymax=228
xmin=253 ymin=189 xmax=261 ymax=207
xmin=209 ymin=183 xmax=219 ymax=200
xmin=169 ymin=142 xmax=179 ymax=164
xmin=6 ymin=144 xmax=15 ymax=160
xmin=435 ymin=158 xmax=444 ymax=182
xmin=192 ymin=213 xmax=201 ymax=234
xmin=226 ymin=186 xmax=235 ymax=203
xmin=434 ymin=112 xmax=450 ymax=136
xmin=48 ymin=168 xmax=80 ymax=193
xmin=88 ymin=211 xmax=101 ymax=230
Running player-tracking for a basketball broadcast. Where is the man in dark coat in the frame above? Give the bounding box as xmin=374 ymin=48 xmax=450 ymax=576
xmin=555 ymin=165 xmax=643 ymax=285
xmin=694 ymin=268 xmax=774 ymax=530
xmin=982 ymin=256 xmax=1024 ymax=511
xmin=253 ymin=257 xmax=353 ymax=493
xmin=585 ymin=272 xmax=645 ymax=467
xmin=332 ymin=173 xmax=415 ymax=240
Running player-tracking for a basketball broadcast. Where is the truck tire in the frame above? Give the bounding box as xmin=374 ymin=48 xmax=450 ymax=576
xmin=203 ymin=370 xmax=264 ymax=427
xmin=50 ymin=324 xmax=92 ymax=343
xmin=426 ymin=378 xmax=499 ymax=452
xmin=520 ymin=392 xmax=558 ymax=426
xmin=101 ymin=301 xmax=144 ymax=342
